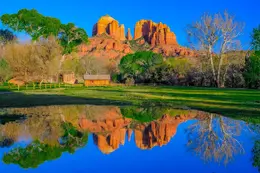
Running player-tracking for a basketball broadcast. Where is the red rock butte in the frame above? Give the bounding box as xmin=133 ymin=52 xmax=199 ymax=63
xmin=79 ymin=15 xmax=195 ymax=58
xmin=134 ymin=20 xmax=178 ymax=46
xmin=92 ymin=15 xmax=126 ymax=41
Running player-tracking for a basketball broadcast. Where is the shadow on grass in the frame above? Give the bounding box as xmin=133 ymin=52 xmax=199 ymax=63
xmin=0 ymin=87 xmax=259 ymax=124
xmin=0 ymin=90 xmax=131 ymax=108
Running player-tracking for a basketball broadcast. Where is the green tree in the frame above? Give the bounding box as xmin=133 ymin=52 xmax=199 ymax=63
xmin=244 ymin=26 xmax=260 ymax=88
xmin=1 ymin=9 xmax=88 ymax=54
xmin=119 ymin=51 xmax=163 ymax=83
xmin=0 ymin=58 xmax=12 ymax=82
xmin=1 ymin=9 xmax=61 ymax=41
xmin=252 ymin=25 xmax=260 ymax=51
xmin=252 ymin=140 xmax=260 ymax=171
xmin=0 ymin=29 xmax=16 ymax=45
xmin=2 ymin=122 xmax=88 ymax=168
xmin=59 ymin=23 xmax=88 ymax=54
xmin=244 ymin=51 xmax=260 ymax=88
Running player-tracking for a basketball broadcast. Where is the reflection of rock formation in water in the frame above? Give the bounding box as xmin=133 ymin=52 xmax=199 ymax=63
xmin=0 ymin=106 xmax=218 ymax=155
xmin=78 ymin=106 xmax=131 ymax=154
xmin=134 ymin=114 xmax=199 ymax=149
xmin=1 ymin=105 xmax=206 ymax=154
xmin=78 ymin=109 xmax=203 ymax=152
xmin=93 ymin=129 xmax=127 ymax=154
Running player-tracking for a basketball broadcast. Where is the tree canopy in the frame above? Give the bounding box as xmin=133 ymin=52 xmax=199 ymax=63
xmin=252 ymin=25 xmax=260 ymax=51
xmin=119 ymin=51 xmax=163 ymax=83
xmin=244 ymin=26 xmax=260 ymax=88
xmin=3 ymin=122 xmax=88 ymax=168
xmin=0 ymin=9 xmax=88 ymax=54
xmin=0 ymin=29 xmax=16 ymax=45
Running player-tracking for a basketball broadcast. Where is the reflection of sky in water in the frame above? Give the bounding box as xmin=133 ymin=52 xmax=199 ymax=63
xmin=0 ymin=106 xmax=258 ymax=173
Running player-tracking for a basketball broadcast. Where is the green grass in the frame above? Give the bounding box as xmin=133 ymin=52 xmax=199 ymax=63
xmin=0 ymin=85 xmax=259 ymax=123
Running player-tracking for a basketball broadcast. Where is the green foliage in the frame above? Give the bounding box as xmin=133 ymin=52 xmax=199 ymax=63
xmin=62 ymin=57 xmax=81 ymax=74
xmin=121 ymin=107 xmax=166 ymax=122
xmin=244 ymin=51 xmax=260 ymax=88
xmin=3 ymin=122 xmax=88 ymax=168
xmin=121 ymin=107 xmax=191 ymax=122
xmin=60 ymin=123 xmax=88 ymax=153
xmin=3 ymin=141 xmax=64 ymax=168
xmin=1 ymin=9 xmax=61 ymax=41
xmin=59 ymin=23 xmax=88 ymax=54
xmin=165 ymin=58 xmax=192 ymax=76
xmin=0 ymin=58 xmax=12 ymax=82
xmin=0 ymin=9 xmax=88 ymax=54
xmin=0 ymin=29 xmax=16 ymax=45
xmin=111 ymin=73 xmax=121 ymax=83
xmin=252 ymin=25 xmax=260 ymax=51
xmin=252 ymin=140 xmax=260 ymax=171
xmin=119 ymin=51 xmax=163 ymax=83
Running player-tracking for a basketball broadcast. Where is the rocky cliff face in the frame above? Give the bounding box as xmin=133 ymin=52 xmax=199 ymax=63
xmin=134 ymin=20 xmax=178 ymax=46
xmin=92 ymin=15 xmax=125 ymax=41
xmin=78 ymin=35 xmax=133 ymax=59
xmin=79 ymin=15 xmax=195 ymax=59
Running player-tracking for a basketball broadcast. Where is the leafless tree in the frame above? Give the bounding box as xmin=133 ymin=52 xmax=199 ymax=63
xmin=187 ymin=11 xmax=244 ymax=87
xmin=79 ymin=56 xmax=109 ymax=75
xmin=3 ymin=37 xmax=62 ymax=84
xmin=186 ymin=114 xmax=245 ymax=165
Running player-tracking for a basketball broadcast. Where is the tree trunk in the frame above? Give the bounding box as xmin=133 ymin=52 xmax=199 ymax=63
xmin=39 ymin=80 xmax=43 ymax=89
xmin=209 ymin=47 xmax=217 ymax=87
xmin=217 ymin=55 xmax=224 ymax=88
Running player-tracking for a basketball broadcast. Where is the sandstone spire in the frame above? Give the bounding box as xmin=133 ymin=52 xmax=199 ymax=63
xmin=126 ymin=28 xmax=132 ymax=40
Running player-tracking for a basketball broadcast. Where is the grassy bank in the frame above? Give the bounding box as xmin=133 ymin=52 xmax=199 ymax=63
xmin=0 ymin=85 xmax=259 ymax=123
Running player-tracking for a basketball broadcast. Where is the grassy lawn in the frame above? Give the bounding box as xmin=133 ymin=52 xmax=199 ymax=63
xmin=0 ymin=85 xmax=259 ymax=123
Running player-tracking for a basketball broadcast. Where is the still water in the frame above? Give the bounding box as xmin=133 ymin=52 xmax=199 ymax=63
xmin=0 ymin=105 xmax=259 ymax=173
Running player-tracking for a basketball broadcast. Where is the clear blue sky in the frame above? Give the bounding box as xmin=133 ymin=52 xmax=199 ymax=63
xmin=1 ymin=0 xmax=259 ymax=48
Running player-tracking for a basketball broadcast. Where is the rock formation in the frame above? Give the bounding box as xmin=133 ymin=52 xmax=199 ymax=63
xmin=134 ymin=20 xmax=178 ymax=46
xmin=78 ymin=107 xmax=204 ymax=153
xmin=92 ymin=15 xmax=126 ymax=41
xmin=78 ymin=35 xmax=133 ymax=59
xmin=93 ymin=129 xmax=127 ymax=154
xmin=78 ymin=16 xmax=196 ymax=60
xmin=134 ymin=114 xmax=196 ymax=149
xmin=126 ymin=28 xmax=132 ymax=40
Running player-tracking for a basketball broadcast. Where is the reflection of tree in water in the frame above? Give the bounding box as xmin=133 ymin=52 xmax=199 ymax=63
xmin=0 ymin=137 xmax=14 ymax=148
xmin=186 ymin=114 xmax=244 ymax=165
xmin=250 ymin=124 xmax=260 ymax=171
xmin=252 ymin=140 xmax=260 ymax=171
xmin=121 ymin=107 xmax=191 ymax=123
xmin=2 ymin=123 xmax=88 ymax=168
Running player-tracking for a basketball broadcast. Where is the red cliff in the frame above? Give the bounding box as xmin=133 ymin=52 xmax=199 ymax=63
xmin=92 ymin=15 xmax=126 ymax=41
xmin=134 ymin=20 xmax=178 ymax=47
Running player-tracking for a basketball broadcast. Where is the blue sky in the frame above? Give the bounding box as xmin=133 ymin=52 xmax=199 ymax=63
xmin=1 ymin=0 xmax=259 ymax=48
